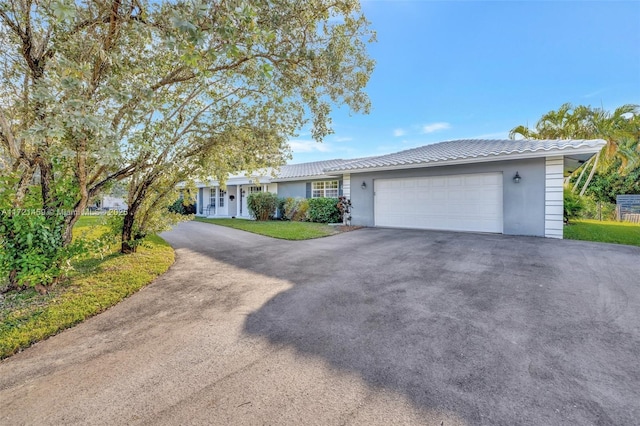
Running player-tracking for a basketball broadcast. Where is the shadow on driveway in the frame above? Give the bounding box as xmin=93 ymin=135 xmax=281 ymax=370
xmin=168 ymin=222 xmax=640 ymax=425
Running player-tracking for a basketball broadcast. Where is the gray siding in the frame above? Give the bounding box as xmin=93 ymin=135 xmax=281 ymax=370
xmin=277 ymin=178 xmax=343 ymax=199
xmin=349 ymin=158 xmax=546 ymax=237
xmin=276 ymin=181 xmax=307 ymax=199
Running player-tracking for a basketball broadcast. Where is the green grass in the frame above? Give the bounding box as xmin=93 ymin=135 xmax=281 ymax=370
xmin=195 ymin=217 xmax=340 ymax=240
xmin=0 ymin=215 xmax=174 ymax=359
xmin=564 ymin=219 xmax=640 ymax=247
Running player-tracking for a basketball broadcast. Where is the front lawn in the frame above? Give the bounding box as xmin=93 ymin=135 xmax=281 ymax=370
xmin=0 ymin=215 xmax=174 ymax=359
xmin=195 ymin=217 xmax=341 ymax=240
xmin=564 ymin=219 xmax=640 ymax=247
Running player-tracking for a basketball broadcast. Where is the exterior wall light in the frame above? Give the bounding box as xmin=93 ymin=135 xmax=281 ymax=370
xmin=513 ymin=171 xmax=521 ymax=183
xmin=361 ymin=181 xmax=367 ymax=190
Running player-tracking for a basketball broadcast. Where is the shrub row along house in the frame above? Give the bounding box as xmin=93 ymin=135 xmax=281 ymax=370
xmin=194 ymin=138 xmax=605 ymax=238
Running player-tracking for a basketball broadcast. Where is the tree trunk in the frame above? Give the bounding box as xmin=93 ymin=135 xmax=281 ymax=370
xmin=121 ymin=210 xmax=137 ymax=254
xmin=120 ymin=169 xmax=160 ymax=253
xmin=580 ymin=152 xmax=601 ymax=196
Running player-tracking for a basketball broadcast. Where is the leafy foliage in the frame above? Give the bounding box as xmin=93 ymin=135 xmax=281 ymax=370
xmin=247 ymin=192 xmax=278 ymax=221
xmin=0 ymin=212 xmax=72 ymax=289
xmin=276 ymin=197 xmax=287 ymax=220
xmin=0 ymin=0 xmax=374 ymax=286
xmin=0 ymin=218 xmax=174 ymax=359
xmin=283 ymin=197 xmax=310 ymax=221
xmin=168 ymin=198 xmax=196 ymax=215
xmin=308 ymin=197 xmax=341 ymax=223
xmin=563 ymin=190 xmax=585 ymax=224
xmin=510 ymin=103 xmax=640 ymax=195
xmin=583 ymin=166 xmax=640 ymax=204
xmin=580 ymin=198 xmax=617 ymax=222
xmin=0 ymin=179 xmax=88 ymax=289
xmin=337 ymin=196 xmax=352 ymax=224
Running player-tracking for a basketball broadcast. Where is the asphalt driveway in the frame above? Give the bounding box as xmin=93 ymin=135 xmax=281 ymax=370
xmin=1 ymin=222 xmax=639 ymax=425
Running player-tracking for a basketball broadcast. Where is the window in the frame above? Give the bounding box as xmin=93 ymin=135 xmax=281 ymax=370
xmin=249 ymin=186 xmax=262 ymax=194
xmin=312 ymin=181 xmax=339 ymax=198
xmin=219 ymin=190 xmax=226 ymax=208
xmin=209 ymin=189 xmax=216 ymax=208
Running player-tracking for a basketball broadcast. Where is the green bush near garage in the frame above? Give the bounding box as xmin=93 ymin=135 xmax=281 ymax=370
xmin=307 ymin=197 xmax=341 ymax=223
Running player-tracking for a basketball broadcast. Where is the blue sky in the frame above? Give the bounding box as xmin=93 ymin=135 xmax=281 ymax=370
xmin=288 ymin=0 xmax=640 ymax=164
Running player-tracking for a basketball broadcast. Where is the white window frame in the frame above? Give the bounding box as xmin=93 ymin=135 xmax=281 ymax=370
xmin=312 ymin=181 xmax=339 ymax=198
xmin=219 ymin=190 xmax=226 ymax=207
xmin=209 ymin=189 xmax=216 ymax=209
xmin=249 ymin=186 xmax=263 ymax=194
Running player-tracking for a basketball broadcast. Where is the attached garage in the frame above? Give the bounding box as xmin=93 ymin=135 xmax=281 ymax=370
xmin=374 ymin=172 xmax=503 ymax=233
xmin=324 ymin=139 xmax=607 ymax=238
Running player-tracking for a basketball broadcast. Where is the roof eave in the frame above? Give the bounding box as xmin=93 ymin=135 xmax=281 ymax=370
xmin=195 ymin=176 xmax=273 ymax=187
xmin=271 ymin=173 xmax=343 ymax=182
xmin=195 ymin=173 xmax=344 ymax=186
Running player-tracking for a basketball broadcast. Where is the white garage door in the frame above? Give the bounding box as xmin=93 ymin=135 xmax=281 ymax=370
xmin=374 ymin=172 xmax=503 ymax=233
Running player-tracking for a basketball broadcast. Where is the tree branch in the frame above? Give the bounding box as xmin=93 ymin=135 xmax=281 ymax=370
xmin=0 ymin=108 xmax=20 ymax=158
xmin=87 ymin=163 xmax=138 ymax=199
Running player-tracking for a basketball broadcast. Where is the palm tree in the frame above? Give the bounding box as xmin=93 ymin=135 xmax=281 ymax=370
xmin=510 ymin=103 xmax=639 ymax=194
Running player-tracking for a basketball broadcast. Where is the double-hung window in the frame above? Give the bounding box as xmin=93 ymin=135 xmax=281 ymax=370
xmin=209 ymin=190 xmax=216 ymax=209
xmin=312 ymin=181 xmax=339 ymax=198
xmin=219 ymin=190 xmax=226 ymax=208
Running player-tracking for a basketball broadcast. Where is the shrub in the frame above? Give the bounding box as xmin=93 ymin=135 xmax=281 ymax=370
xmin=564 ymin=189 xmax=585 ymax=224
xmin=308 ymin=197 xmax=341 ymax=223
xmin=0 ymin=212 xmax=85 ymax=290
xmin=247 ymin=192 xmax=278 ymax=221
xmin=337 ymin=196 xmax=352 ymax=225
xmin=276 ymin=197 xmax=286 ymax=220
xmin=168 ymin=199 xmax=186 ymax=215
xmin=168 ymin=199 xmax=195 ymax=215
xmin=581 ymin=197 xmax=617 ymax=221
xmin=283 ymin=197 xmax=309 ymax=221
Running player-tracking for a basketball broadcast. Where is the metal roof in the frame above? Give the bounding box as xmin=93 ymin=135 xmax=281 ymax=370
xmin=195 ymin=139 xmax=606 ymax=187
xmin=272 ymin=159 xmax=355 ymax=180
xmin=323 ymin=139 xmax=607 ymax=172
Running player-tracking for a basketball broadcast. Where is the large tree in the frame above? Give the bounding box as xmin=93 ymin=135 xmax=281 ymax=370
xmin=510 ymin=103 xmax=639 ymax=195
xmin=0 ymin=0 xmax=375 ymax=289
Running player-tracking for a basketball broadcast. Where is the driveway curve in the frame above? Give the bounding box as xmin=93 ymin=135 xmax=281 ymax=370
xmin=1 ymin=221 xmax=639 ymax=425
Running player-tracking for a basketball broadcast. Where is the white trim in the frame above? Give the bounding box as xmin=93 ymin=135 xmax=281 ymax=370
xmin=545 ymin=156 xmax=564 ymax=239
xmin=271 ymin=174 xmax=342 ymax=183
xmin=343 ymin=173 xmax=351 ymax=199
xmin=238 ymin=184 xmax=244 ymax=217
xmin=311 ymin=180 xmax=340 ymax=198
